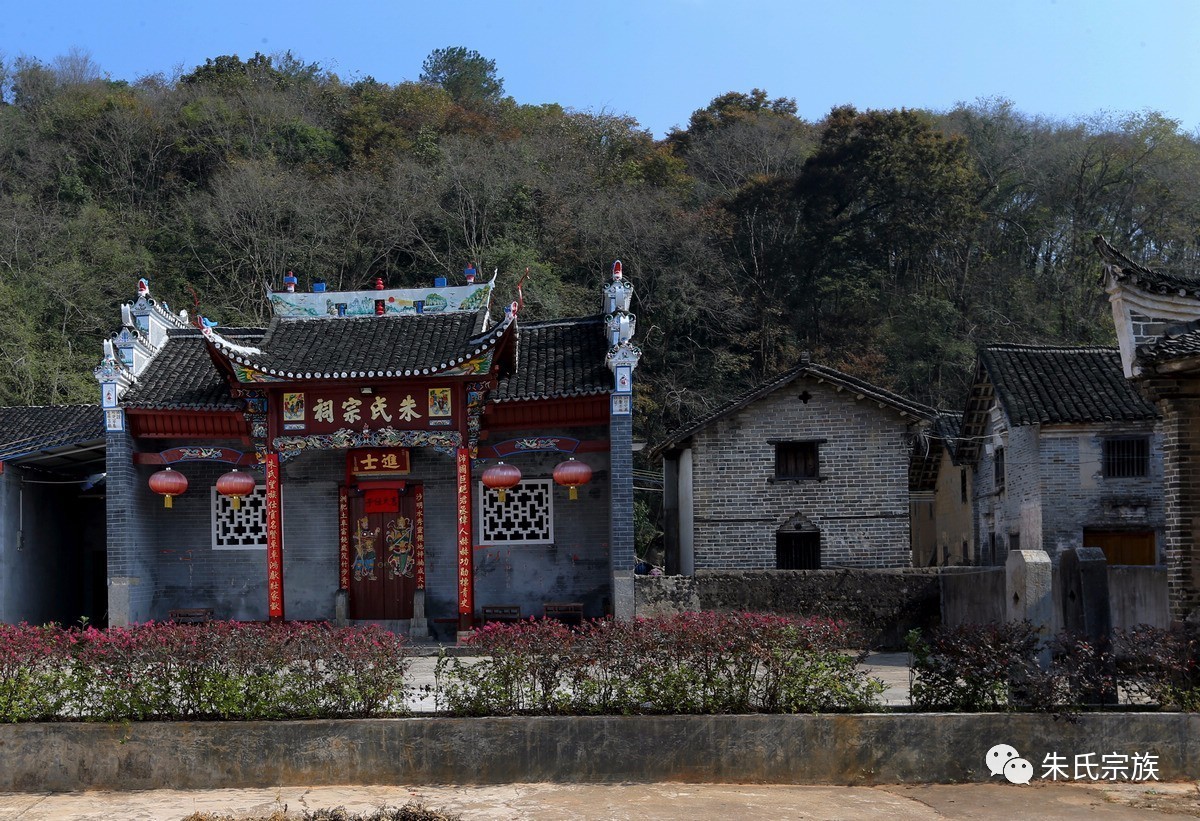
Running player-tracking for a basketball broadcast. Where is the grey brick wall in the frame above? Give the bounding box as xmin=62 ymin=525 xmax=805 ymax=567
xmin=972 ymin=400 xmax=1163 ymax=564
xmin=470 ymin=443 xmax=612 ymax=622
xmin=1148 ymin=383 xmax=1200 ymax=621
xmin=689 ymin=379 xmax=916 ymax=569
xmin=128 ymin=436 xmax=611 ymax=627
xmin=106 ymin=428 xmax=157 ymax=624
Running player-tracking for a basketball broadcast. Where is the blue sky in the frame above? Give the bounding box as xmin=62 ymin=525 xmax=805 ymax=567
xmin=3 ymin=0 xmax=1197 ymax=136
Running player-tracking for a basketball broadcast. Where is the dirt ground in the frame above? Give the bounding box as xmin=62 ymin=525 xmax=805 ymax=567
xmin=2 ymin=781 xmax=1199 ymax=820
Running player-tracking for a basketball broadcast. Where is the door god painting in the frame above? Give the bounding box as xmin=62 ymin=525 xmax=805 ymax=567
xmin=385 ymin=516 xmax=415 ymax=579
xmin=353 ymin=517 xmax=379 ymax=581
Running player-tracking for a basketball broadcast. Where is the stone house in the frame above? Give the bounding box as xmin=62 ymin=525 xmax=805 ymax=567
xmin=958 ymin=343 xmax=1163 ymax=566
xmin=1097 ymin=236 xmax=1200 ymax=620
xmin=653 ymin=357 xmax=936 ymax=571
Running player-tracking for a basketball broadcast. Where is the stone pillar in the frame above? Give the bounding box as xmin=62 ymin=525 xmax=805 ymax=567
xmin=1006 ymin=549 xmax=1052 ymax=665
xmin=1059 ymin=547 xmax=1111 ymax=643
xmin=610 ymin=410 xmax=636 ymax=620
xmin=333 ymin=589 xmax=348 ymax=627
xmin=409 ymin=590 xmax=430 ymax=640
xmin=679 ymin=448 xmax=695 ymax=576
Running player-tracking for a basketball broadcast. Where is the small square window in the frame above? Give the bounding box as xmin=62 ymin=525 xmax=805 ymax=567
xmin=775 ymin=442 xmax=819 ymax=480
xmin=1103 ymin=437 xmax=1149 ymax=479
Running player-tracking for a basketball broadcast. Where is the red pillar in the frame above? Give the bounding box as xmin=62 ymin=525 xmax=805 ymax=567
xmin=265 ymin=452 xmax=285 ymax=622
xmin=455 ymin=447 xmax=475 ymax=630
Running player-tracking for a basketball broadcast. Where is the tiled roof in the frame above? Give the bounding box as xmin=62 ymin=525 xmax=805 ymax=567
xmin=491 ymin=317 xmax=609 ymax=403
xmin=1144 ymin=324 xmax=1200 ymax=364
xmin=0 ymin=405 xmax=104 ymax=460
xmin=980 ymin=344 xmax=1158 ymax=425
xmin=123 ymin=327 xmax=265 ymax=410
xmin=1094 ymin=235 xmax=1200 ymax=297
xmin=206 ymin=309 xmax=513 ymax=379
xmin=652 ymin=360 xmax=936 ymax=456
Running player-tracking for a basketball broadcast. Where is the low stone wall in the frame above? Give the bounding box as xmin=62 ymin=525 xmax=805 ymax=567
xmin=2 ymin=714 xmax=1196 ymax=790
xmin=636 ymin=569 xmax=940 ymax=647
xmin=940 ymin=567 xmax=1005 ymax=627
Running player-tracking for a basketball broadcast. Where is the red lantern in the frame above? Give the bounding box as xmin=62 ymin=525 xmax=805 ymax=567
xmin=553 ymin=458 xmax=593 ymax=500
xmin=149 ymin=467 xmax=188 ymax=509
xmin=481 ymin=461 xmax=522 ymax=503
xmin=216 ymin=468 xmax=256 ymax=510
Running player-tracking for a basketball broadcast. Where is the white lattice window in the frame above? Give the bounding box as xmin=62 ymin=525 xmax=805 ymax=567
xmin=478 ymin=479 xmax=554 ymax=545
xmin=211 ymin=485 xmax=268 ymax=550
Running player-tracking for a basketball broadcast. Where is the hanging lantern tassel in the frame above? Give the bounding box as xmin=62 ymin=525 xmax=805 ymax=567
xmin=216 ymin=468 xmax=256 ymax=510
xmin=481 ymin=461 xmax=522 ymax=503
xmin=553 ymin=458 xmax=593 ymax=501
xmin=149 ymin=467 xmax=189 ymax=509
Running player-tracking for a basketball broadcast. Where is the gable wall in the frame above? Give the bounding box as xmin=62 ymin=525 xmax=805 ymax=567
xmin=688 ymin=379 xmax=914 ymax=569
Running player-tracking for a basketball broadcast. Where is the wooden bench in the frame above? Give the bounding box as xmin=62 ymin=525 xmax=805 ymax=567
xmin=543 ymin=601 xmax=584 ymax=627
xmin=481 ymin=604 xmax=522 ymax=625
xmin=168 ymin=608 xmax=214 ymax=624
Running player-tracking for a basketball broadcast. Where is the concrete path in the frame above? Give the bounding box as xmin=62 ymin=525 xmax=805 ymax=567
xmin=1 ymin=782 xmax=1197 ymax=820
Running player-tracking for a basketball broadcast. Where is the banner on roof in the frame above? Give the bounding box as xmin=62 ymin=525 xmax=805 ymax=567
xmin=268 ymin=283 xmax=492 ymax=318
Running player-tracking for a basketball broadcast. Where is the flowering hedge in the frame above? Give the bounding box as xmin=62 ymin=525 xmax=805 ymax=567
xmin=434 ymin=612 xmax=883 ymax=716
xmin=0 ymin=621 xmax=410 ymax=722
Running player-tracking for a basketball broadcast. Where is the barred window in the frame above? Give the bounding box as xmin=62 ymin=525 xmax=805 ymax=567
xmin=1104 ymin=437 xmax=1149 ymax=479
xmin=775 ymin=442 xmax=819 ymax=480
xmin=994 ymin=447 xmax=1005 ymax=492
xmin=776 ymin=531 xmax=820 ymax=569
xmin=478 ymin=479 xmax=554 ymax=545
xmin=211 ymin=485 xmax=267 ymax=550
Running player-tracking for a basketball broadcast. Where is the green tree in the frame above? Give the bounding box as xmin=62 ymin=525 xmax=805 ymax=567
xmin=419 ymin=47 xmax=503 ymax=108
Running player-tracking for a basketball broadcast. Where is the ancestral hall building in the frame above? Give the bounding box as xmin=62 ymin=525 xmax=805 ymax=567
xmin=91 ymin=266 xmax=640 ymax=635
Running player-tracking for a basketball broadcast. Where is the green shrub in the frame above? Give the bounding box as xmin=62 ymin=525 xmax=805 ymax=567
xmin=435 ymin=612 xmax=882 ymax=716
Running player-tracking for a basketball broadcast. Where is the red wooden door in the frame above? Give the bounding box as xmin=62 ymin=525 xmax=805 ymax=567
xmin=348 ymin=493 xmax=417 ymax=619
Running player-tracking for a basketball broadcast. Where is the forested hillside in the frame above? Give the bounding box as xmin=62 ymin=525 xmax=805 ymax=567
xmin=3 ymin=48 xmax=1199 ymax=441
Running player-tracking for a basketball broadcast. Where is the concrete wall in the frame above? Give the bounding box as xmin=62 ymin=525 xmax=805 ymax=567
xmin=635 ymin=569 xmax=940 ymax=647
xmin=939 ymin=559 xmax=1168 ymax=633
xmin=4 ymin=713 xmax=1198 ymax=790
xmin=686 ymin=378 xmax=917 ymax=570
xmin=1105 ymin=565 xmax=1170 ymax=630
